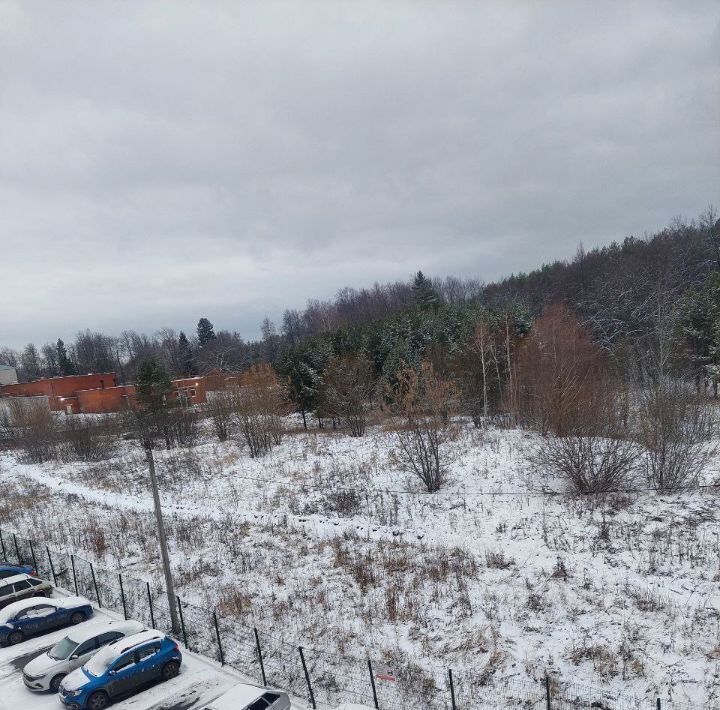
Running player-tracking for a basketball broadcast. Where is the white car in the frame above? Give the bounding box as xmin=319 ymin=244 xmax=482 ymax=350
xmin=23 ymin=619 xmax=144 ymax=692
xmin=201 ymin=684 xmax=291 ymax=710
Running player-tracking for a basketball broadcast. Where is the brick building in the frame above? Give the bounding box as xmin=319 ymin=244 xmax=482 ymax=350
xmin=0 ymin=372 xmax=224 ymax=414
xmin=0 ymin=373 xmax=119 ymax=414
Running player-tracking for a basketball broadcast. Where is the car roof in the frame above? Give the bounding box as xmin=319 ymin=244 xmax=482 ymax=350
xmin=204 ymin=684 xmax=284 ymax=708
xmin=66 ymin=619 xmax=145 ymax=645
xmin=0 ymin=596 xmax=58 ymax=622
xmin=0 ymin=564 xmax=28 ymax=570
xmin=0 ymin=573 xmax=30 ymax=586
xmin=106 ymin=629 xmax=165 ymax=656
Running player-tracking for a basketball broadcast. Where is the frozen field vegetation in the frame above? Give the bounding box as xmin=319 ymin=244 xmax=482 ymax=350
xmin=1 ymin=417 xmax=718 ymax=707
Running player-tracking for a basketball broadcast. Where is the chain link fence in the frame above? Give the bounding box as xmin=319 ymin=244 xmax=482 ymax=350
xmin=0 ymin=526 xmax=707 ymax=710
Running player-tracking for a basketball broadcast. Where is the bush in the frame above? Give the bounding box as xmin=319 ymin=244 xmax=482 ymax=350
xmin=389 ymin=362 xmax=457 ymax=492
xmin=59 ymin=415 xmax=117 ymax=461
xmin=532 ymin=433 xmax=640 ymax=494
xmin=9 ymin=401 xmax=58 ymax=463
xmin=638 ymin=380 xmax=718 ymax=490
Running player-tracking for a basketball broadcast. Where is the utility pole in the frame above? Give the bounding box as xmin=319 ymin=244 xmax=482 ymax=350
xmin=144 ymin=441 xmax=180 ymax=634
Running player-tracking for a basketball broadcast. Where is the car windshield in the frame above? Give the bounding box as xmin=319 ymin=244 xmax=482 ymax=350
xmin=48 ymin=636 xmax=78 ymax=661
xmin=84 ymin=646 xmax=116 ymax=677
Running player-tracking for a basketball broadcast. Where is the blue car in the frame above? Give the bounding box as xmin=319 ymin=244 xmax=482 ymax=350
xmin=59 ymin=630 xmax=182 ymax=710
xmin=0 ymin=596 xmax=93 ymax=646
xmin=0 ymin=563 xmax=35 ymax=579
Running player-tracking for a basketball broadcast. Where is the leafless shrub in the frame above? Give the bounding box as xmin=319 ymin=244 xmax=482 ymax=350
xmin=323 ymin=354 xmax=376 ymax=437
xmin=532 ymin=434 xmax=641 ymax=494
xmin=233 ymin=364 xmax=286 ymax=457
xmin=637 ymin=380 xmax=718 ymax=490
xmin=58 ymin=415 xmax=117 ymax=461
xmin=164 ymin=406 xmax=200 ymax=448
xmin=205 ymin=390 xmax=235 ymax=442
xmin=550 ymin=557 xmax=569 ymax=580
xmin=10 ymin=401 xmax=58 ymax=463
xmin=485 ymin=550 xmax=514 ymax=569
xmin=321 ymin=489 xmax=362 ymax=516
xmin=389 ymin=362 xmax=458 ymax=492
xmin=530 ymin=364 xmax=640 ymax=494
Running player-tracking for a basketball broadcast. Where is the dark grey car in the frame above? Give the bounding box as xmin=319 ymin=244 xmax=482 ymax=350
xmin=0 ymin=574 xmax=52 ymax=610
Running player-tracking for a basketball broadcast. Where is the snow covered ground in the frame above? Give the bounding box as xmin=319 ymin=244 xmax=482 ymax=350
xmin=0 ymin=419 xmax=719 ymax=707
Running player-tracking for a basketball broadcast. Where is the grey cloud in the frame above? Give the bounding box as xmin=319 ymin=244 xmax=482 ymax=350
xmin=0 ymin=0 xmax=718 ymax=347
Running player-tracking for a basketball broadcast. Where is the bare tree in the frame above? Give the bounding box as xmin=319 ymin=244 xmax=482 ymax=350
xmin=58 ymin=415 xmax=117 ymax=461
xmin=205 ymin=389 xmax=235 ymax=442
xmin=7 ymin=399 xmax=58 ymax=463
xmin=530 ymin=368 xmax=640 ymax=493
xmin=234 ymin=364 xmax=286 ymax=457
xmin=513 ymin=304 xmax=605 ymax=436
xmin=638 ymin=380 xmax=718 ymax=490
xmin=390 ymin=362 xmax=457 ymax=492
xmin=323 ymin=354 xmax=376 ymax=436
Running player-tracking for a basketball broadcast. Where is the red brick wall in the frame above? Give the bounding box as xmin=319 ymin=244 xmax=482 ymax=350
xmin=1 ymin=374 xmax=118 ymax=412
xmin=171 ymin=377 xmax=206 ymax=405
xmin=77 ymin=385 xmax=135 ymax=414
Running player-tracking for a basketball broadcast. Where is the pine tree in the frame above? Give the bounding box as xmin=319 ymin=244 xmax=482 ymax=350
xmin=178 ymin=332 xmax=196 ymax=376
xmin=197 ymin=318 xmax=216 ymax=346
xmin=136 ymin=359 xmax=172 ymax=413
xmin=412 ymin=271 xmax=440 ymax=310
xmin=57 ymin=339 xmax=75 ymax=376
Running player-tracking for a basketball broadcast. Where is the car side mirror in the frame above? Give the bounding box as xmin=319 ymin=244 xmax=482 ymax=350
xmin=69 ymin=654 xmax=78 ymax=660
xmin=108 ymin=669 xmax=117 ymax=676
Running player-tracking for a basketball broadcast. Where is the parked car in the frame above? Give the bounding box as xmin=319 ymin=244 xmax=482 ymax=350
xmin=0 ymin=573 xmax=52 ymax=609
xmin=0 ymin=562 xmax=35 ymax=579
xmin=59 ymin=629 xmax=182 ymax=710
xmin=0 ymin=596 xmax=93 ymax=646
xmin=200 ymin=684 xmax=291 ymax=710
xmin=23 ymin=619 xmax=144 ymax=692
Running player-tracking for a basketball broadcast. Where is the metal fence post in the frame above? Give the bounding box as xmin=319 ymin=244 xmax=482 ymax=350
xmin=28 ymin=540 xmax=38 ymax=572
xmin=70 ymin=554 xmax=79 ymax=595
xmin=254 ymin=627 xmax=267 ymax=686
xmin=448 ymin=668 xmax=457 ymax=710
xmin=213 ymin=612 xmax=224 ymax=666
xmin=13 ymin=534 xmax=21 ymax=564
xmin=656 ymin=700 xmax=661 ymax=710
xmin=545 ymin=674 xmax=551 ymax=710
xmin=90 ymin=562 xmax=101 ymax=607
xmin=118 ymin=574 xmax=128 ymax=620
xmin=0 ymin=529 xmax=6 ymax=561
xmin=177 ymin=597 xmax=188 ymax=648
xmin=368 ymin=659 xmax=379 ymax=710
xmin=298 ymin=646 xmax=316 ymax=710
xmin=46 ymin=546 xmax=57 ymax=586
xmin=146 ymin=582 xmax=155 ymax=629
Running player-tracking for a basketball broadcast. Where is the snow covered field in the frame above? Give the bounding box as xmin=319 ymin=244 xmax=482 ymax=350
xmin=0 ymin=419 xmax=719 ymax=707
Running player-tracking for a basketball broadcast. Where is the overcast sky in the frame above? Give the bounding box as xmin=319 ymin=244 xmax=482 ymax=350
xmin=1 ymin=1 xmax=718 ymax=348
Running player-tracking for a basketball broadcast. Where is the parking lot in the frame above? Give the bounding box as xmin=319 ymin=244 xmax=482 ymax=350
xmin=0 ymin=599 xmax=304 ymax=710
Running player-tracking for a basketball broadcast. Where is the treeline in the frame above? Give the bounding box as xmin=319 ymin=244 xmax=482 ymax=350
xmin=2 ymin=209 xmax=719 ymax=407
xmin=3 ymin=209 xmax=719 ymax=496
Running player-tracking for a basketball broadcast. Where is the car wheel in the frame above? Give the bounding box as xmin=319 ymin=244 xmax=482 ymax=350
xmin=49 ymin=673 xmax=66 ymax=692
xmin=87 ymin=691 xmax=109 ymax=710
xmin=70 ymin=611 xmax=85 ymax=625
xmin=7 ymin=630 xmax=23 ymax=645
xmin=161 ymin=660 xmax=180 ymax=681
